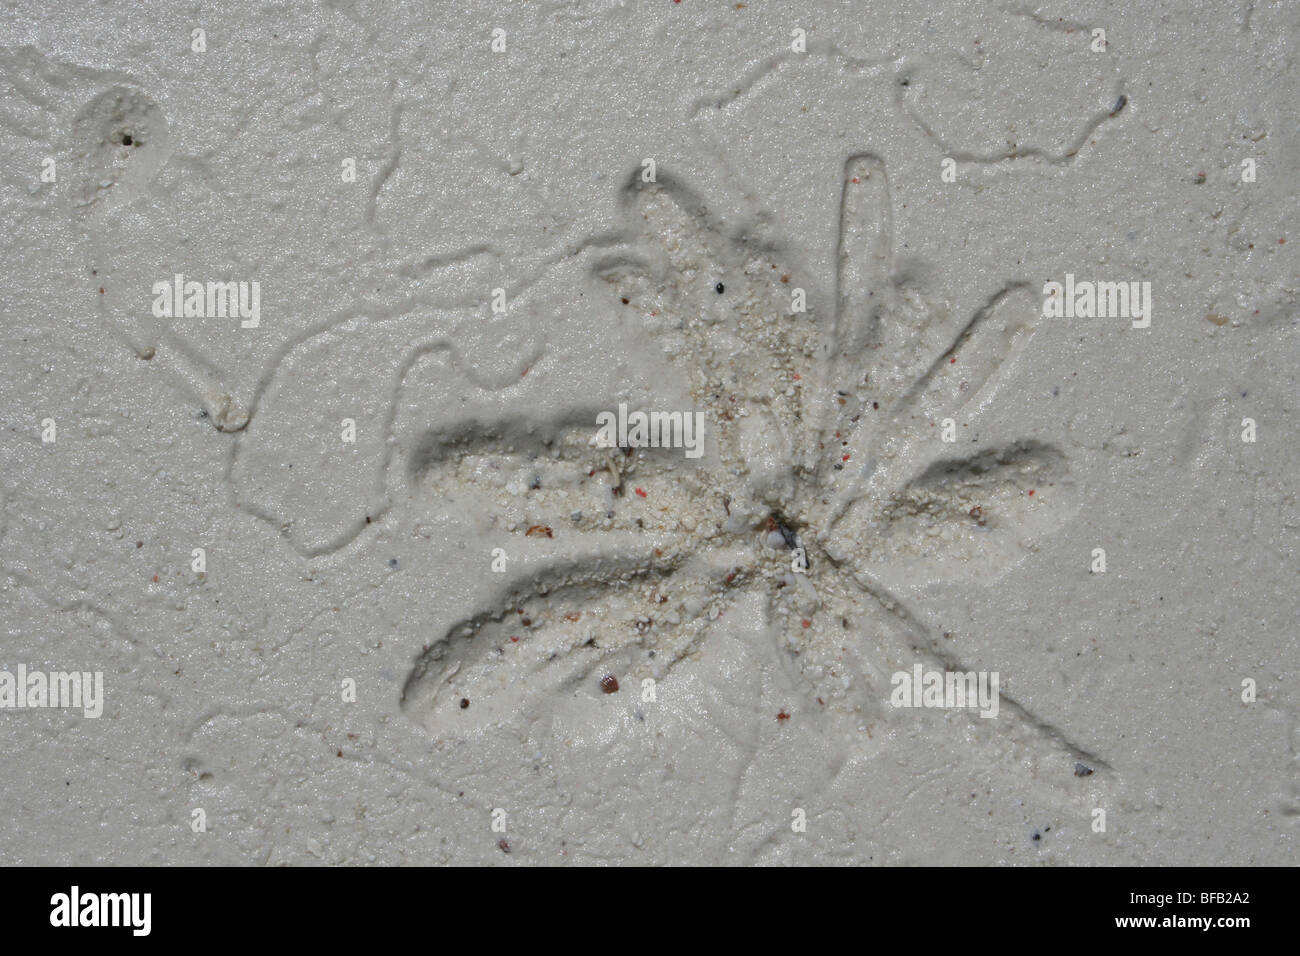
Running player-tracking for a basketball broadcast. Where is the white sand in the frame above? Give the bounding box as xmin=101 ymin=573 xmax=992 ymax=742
xmin=0 ymin=0 xmax=1295 ymax=864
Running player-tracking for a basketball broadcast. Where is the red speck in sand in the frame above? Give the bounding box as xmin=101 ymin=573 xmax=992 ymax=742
xmin=635 ymin=487 xmax=647 ymax=497
xmin=1028 ymin=489 xmax=1035 ymax=496
xmin=801 ymin=619 xmax=811 ymax=628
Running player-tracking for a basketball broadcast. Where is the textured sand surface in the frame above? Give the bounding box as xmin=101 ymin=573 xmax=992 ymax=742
xmin=0 ymin=1 xmax=1296 ymax=865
